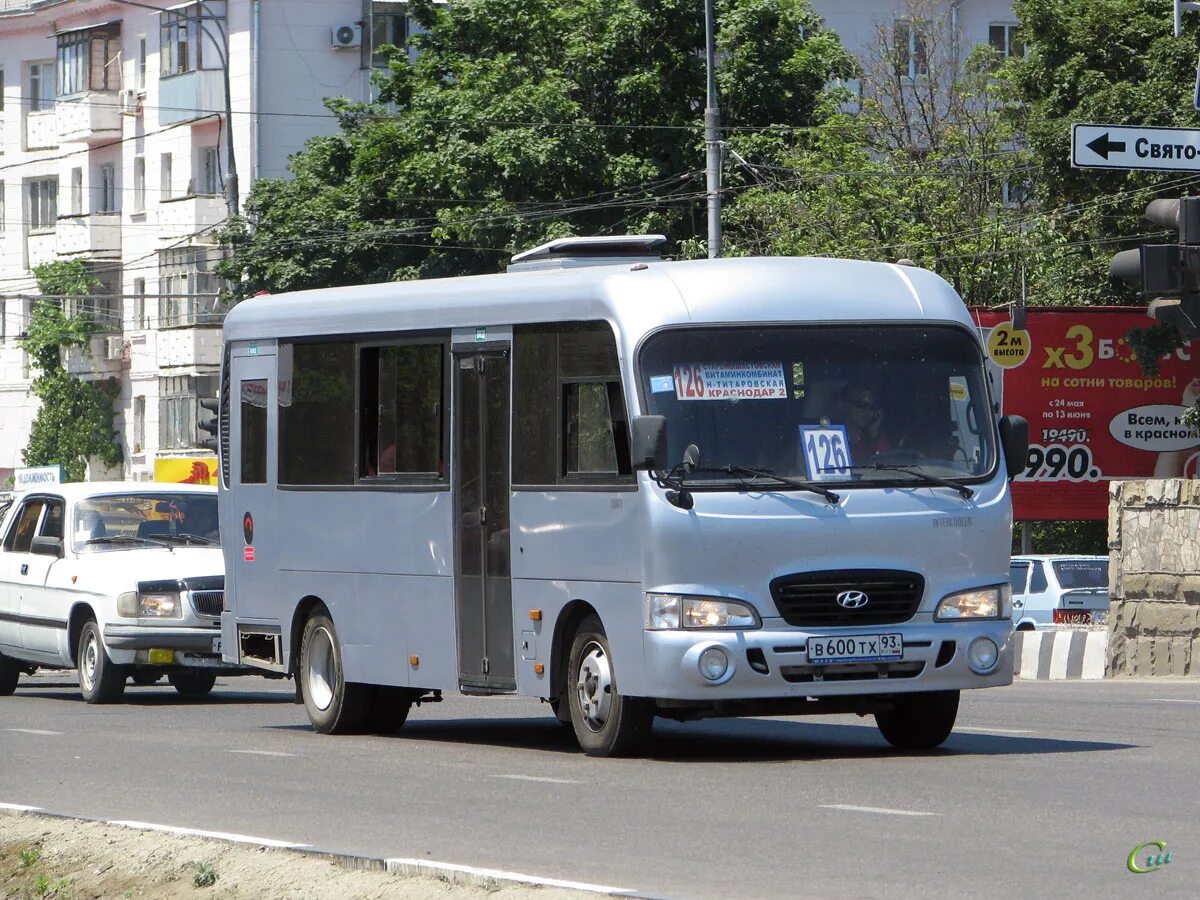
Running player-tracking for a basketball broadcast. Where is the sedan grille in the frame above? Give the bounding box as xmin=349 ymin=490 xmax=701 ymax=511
xmin=190 ymin=590 xmax=224 ymax=617
xmin=769 ymin=570 xmax=924 ymax=627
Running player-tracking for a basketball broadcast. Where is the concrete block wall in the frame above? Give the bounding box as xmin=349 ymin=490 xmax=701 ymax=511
xmin=1107 ymin=479 xmax=1200 ymax=677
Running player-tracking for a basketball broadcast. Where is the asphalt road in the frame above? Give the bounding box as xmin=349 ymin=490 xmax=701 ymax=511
xmin=1 ymin=672 xmax=1196 ymax=899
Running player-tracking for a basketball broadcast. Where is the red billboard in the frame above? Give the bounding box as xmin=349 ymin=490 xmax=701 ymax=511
xmin=973 ymin=308 xmax=1199 ymax=520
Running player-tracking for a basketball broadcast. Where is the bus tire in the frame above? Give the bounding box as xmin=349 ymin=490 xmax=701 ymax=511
xmin=300 ymin=613 xmax=367 ymax=734
xmin=78 ymin=620 xmax=127 ymax=704
xmin=0 ymin=652 xmax=19 ymax=696
xmin=369 ymin=686 xmax=413 ymax=734
xmin=548 ymin=697 xmax=573 ymax=728
xmin=567 ymin=614 xmax=653 ymax=757
xmin=169 ymin=670 xmax=217 ymax=697
xmin=874 ymin=690 xmax=959 ymax=751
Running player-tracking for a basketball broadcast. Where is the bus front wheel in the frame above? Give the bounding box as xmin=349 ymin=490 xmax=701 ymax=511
xmin=567 ymin=614 xmax=653 ymax=757
xmin=300 ymin=613 xmax=367 ymax=734
xmin=874 ymin=690 xmax=959 ymax=751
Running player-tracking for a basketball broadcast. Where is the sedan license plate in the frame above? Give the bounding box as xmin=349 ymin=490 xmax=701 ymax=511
xmin=808 ymin=633 xmax=902 ymax=664
xmin=212 ymin=637 xmax=222 ymax=654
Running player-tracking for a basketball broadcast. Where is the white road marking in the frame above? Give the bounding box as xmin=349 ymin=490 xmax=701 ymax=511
xmin=0 ymin=802 xmax=42 ymax=812
xmin=956 ymin=726 xmax=1034 ymax=734
xmin=1147 ymin=698 xmax=1200 ymax=704
xmin=386 ymin=857 xmax=634 ymax=894
xmin=821 ymin=804 xmax=939 ymax=817
xmin=4 ymin=728 xmax=62 ymax=736
xmin=225 ymin=749 xmax=296 ymax=757
xmin=107 ymin=820 xmax=310 ymax=849
xmin=490 ymin=774 xmax=581 ymax=785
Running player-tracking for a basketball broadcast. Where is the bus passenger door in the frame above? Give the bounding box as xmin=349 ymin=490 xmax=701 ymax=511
xmin=453 ymin=349 xmax=515 ymax=692
xmin=227 ymin=351 xmax=277 ymax=623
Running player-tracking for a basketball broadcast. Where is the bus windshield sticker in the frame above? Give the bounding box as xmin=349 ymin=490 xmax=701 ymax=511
xmin=650 ymin=375 xmax=675 ymax=393
xmin=799 ymin=425 xmax=852 ymax=480
xmin=673 ymin=362 xmax=787 ymax=401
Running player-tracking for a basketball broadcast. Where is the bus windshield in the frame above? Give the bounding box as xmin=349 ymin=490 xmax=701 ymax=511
xmin=638 ymin=324 xmax=996 ymax=486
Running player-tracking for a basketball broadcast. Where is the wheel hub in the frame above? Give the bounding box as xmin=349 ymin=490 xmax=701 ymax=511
xmin=575 ymin=642 xmax=613 ymax=732
xmin=306 ymin=626 xmax=336 ymax=712
xmin=80 ymin=632 xmax=98 ymax=692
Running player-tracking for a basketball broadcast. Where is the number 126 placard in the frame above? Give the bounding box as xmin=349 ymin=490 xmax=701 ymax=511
xmin=799 ymin=426 xmax=852 ymax=480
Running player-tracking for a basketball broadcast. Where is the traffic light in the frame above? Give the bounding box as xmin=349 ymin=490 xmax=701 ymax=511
xmin=198 ymin=397 xmax=220 ymax=452
xmin=1110 ymin=197 xmax=1200 ymax=337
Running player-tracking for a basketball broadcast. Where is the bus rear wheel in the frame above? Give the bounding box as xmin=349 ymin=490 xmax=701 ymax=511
xmin=169 ymin=670 xmax=217 ymax=697
xmin=874 ymin=690 xmax=960 ymax=751
xmin=300 ymin=613 xmax=367 ymax=734
xmin=567 ymin=614 xmax=653 ymax=757
xmin=0 ymin=652 xmax=19 ymax=696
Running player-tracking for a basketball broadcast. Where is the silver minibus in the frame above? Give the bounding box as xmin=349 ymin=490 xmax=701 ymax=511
xmin=218 ymin=236 xmax=1028 ymax=756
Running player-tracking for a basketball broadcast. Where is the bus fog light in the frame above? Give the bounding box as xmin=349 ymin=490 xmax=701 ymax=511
xmin=698 ymin=646 xmax=730 ymax=681
xmin=967 ymin=637 xmax=999 ymax=673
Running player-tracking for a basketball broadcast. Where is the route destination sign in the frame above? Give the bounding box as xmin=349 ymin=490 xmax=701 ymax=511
xmin=1072 ymin=123 xmax=1200 ymax=172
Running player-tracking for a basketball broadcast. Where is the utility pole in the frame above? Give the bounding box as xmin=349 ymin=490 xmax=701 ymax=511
xmin=703 ymin=0 xmax=722 ymax=258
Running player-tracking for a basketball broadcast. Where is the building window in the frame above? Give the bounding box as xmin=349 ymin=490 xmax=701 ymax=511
xmin=893 ymin=19 xmax=928 ymax=78
xmin=161 ymin=1 xmax=227 ymax=76
xmin=513 ymin=322 xmax=633 ymax=486
xmin=359 ymin=342 xmax=446 ymax=480
xmin=97 ymin=163 xmax=117 ymax=213
xmin=198 ymin=146 xmax=220 ymax=195
xmin=133 ymin=277 xmax=146 ymax=328
xmin=1002 ymin=178 xmax=1032 ymax=208
xmin=159 ymin=374 xmax=219 ymax=449
xmin=29 ymin=62 xmax=56 ymax=111
xmin=158 ymin=246 xmax=222 ymax=327
xmin=132 ymin=396 xmax=146 ymax=453
xmin=988 ymin=23 xmax=1023 ymax=59
xmin=370 ymin=1 xmax=410 ymax=67
xmin=70 ymin=167 xmax=83 ymax=215
xmin=279 ymin=342 xmax=356 ymax=485
xmin=0 ymin=183 xmax=5 ymax=234
xmin=133 ymin=156 xmax=145 ymax=212
xmin=27 ymin=178 xmax=58 ymax=232
xmin=137 ymin=37 xmax=147 ymax=90
xmin=56 ymin=24 xmax=121 ymax=96
xmin=0 ymin=68 xmax=5 ymax=114
xmin=160 ymin=153 xmax=173 ymax=200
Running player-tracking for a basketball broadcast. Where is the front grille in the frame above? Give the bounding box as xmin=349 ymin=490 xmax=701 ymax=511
xmin=781 ymin=662 xmax=925 ymax=683
xmin=191 ymin=590 xmax=224 ymax=617
xmin=770 ymin=569 xmax=924 ymax=627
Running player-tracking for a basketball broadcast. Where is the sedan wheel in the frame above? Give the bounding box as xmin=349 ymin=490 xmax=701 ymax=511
xmin=78 ymin=620 xmax=127 ymax=704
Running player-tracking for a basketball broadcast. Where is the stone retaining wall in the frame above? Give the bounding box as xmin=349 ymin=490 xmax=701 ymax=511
xmin=1107 ymin=479 xmax=1200 ymax=677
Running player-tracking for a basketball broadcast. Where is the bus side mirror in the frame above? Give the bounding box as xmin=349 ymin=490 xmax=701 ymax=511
xmin=998 ymin=415 xmax=1029 ymax=480
xmin=631 ymin=415 xmax=669 ymax=471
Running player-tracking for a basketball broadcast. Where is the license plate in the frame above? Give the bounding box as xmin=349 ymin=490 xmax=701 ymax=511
xmin=1053 ymin=610 xmax=1093 ymax=625
xmin=212 ymin=637 xmax=222 ymax=654
xmin=808 ymin=633 xmax=902 ymax=664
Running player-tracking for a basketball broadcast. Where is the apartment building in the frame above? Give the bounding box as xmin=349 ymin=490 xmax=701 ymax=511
xmin=0 ymin=0 xmax=414 ymax=484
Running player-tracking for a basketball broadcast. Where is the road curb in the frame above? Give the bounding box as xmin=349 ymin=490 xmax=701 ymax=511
xmin=1012 ymin=630 xmax=1107 ymax=680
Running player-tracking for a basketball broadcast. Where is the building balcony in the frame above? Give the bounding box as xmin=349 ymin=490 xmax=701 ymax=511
xmin=158 ymin=195 xmax=228 ymax=237
xmin=157 ymin=316 xmax=224 ymax=369
xmin=56 ymin=93 xmax=123 ymax=143
xmin=64 ymin=334 xmax=123 ymax=378
xmin=159 ymin=69 xmax=225 ymax=126
xmin=56 ymin=214 xmax=121 ymax=257
xmin=26 ymin=231 xmax=58 ymax=268
xmin=25 ymin=111 xmax=58 ymax=150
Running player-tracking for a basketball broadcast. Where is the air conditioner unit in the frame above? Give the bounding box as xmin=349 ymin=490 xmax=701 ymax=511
xmin=105 ymin=336 xmax=129 ymax=362
xmin=119 ymin=88 xmax=143 ymax=115
xmin=331 ymin=24 xmax=362 ymax=49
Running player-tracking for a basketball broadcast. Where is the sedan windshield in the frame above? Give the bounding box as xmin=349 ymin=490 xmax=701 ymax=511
xmin=73 ymin=493 xmax=220 ymax=552
xmin=638 ymin=324 xmax=996 ymax=486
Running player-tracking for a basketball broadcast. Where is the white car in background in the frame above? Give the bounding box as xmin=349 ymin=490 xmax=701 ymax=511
xmin=1009 ymin=555 xmax=1109 ymax=630
xmin=0 ymin=482 xmax=245 ymax=702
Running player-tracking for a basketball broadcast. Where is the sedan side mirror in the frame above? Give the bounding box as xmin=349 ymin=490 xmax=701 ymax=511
xmin=998 ymin=415 xmax=1029 ymax=481
xmin=30 ymin=536 xmax=64 ymax=558
xmin=631 ymin=415 xmax=669 ymax=471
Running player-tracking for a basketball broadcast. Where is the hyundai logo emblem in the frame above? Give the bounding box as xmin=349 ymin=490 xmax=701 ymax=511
xmin=836 ymin=590 xmax=870 ymax=609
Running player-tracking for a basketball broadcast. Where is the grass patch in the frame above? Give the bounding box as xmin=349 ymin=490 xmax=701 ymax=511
xmin=191 ymin=861 xmax=218 ymax=889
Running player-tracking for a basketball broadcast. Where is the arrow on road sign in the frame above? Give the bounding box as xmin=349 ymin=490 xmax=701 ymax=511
xmin=1085 ymin=132 xmax=1126 ymax=160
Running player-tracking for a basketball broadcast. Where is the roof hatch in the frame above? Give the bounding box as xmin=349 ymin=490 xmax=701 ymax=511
xmin=507 ymin=234 xmax=667 ymax=272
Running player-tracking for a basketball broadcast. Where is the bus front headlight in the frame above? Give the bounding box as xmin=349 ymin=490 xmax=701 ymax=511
xmin=646 ymin=593 xmax=760 ymax=630
xmin=935 ymin=585 xmax=1011 ymax=621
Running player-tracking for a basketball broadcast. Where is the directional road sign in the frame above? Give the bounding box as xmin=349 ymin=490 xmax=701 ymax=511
xmin=1071 ymin=123 xmax=1200 ymax=172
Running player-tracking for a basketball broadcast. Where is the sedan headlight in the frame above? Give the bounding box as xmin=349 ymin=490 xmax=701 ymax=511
xmin=646 ymin=593 xmax=760 ymax=630
xmin=137 ymin=590 xmax=182 ymax=618
xmin=935 ymin=585 xmax=1011 ymax=621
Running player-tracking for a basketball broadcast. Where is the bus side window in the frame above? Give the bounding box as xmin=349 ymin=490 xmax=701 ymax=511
xmin=514 ymin=321 xmax=633 ymax=487
xmin=359 ymin=341 xmax=446 ymax=482
xmin=240 ymin=378 xmax=268 ymax=484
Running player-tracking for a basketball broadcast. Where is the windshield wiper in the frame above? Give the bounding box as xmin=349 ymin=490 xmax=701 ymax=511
xmin=153 ymin=533 xmax=219 ymax=546
xmin=697 ymin=465 xmax=841 ymax=503
xmin=80 ymin=535 xmax=173 ymax=549
xmin=842 ymin=463 xmax=974 ymax=499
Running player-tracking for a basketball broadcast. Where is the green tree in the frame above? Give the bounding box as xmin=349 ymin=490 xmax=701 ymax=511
xmin=220 ymin=0 xmax=852 ymax=294
xmin=20 ymin=261 xmax=122 ymax=482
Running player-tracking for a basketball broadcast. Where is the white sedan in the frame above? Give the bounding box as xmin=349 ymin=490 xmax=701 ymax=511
xmin=0 ymin=481 xmax=247 ymax=702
